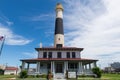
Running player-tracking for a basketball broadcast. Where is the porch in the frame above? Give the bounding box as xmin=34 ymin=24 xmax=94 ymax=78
xmin=21 ymin=58 xmax=97 ymax=78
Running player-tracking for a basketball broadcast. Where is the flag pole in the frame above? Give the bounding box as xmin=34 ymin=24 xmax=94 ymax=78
xmin=0 ymin=35 xmax=5 ymax=56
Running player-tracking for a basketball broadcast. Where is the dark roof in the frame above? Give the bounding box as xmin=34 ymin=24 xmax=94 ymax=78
xmin=20 ymin=58 xmax=98 ymax=64
xmin=35 ymin=47 xmax=84 ymax=51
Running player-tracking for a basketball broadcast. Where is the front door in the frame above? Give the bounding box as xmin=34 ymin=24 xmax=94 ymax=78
xmin=56 ymin=63 xmax=63 ymax=73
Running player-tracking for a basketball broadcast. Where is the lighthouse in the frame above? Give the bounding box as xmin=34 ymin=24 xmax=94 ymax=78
xmin=54 ymin=3 xmax=64 ymax=48
xmin=21 ymin=3 xmax=98 ymax=79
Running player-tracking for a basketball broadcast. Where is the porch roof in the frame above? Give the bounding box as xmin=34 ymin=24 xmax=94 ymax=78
xmin=20 ymin=58 xmax=98 ymax=64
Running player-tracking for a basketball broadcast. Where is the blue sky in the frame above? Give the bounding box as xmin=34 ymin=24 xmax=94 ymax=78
xmin=0 ymin=0 xmax=120 ymax=68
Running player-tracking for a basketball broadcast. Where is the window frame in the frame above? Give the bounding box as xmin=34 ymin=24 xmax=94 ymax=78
xmin=72 ymin=52 xmax=76 ymax=58
xmin=66 ymin=52 xmax=70 ymax=58
xmin=48 ymin=52 xmax=52 ymax=58
xmin=43 ymin=52 xmax=47 ymax=58
xmin=57 ymin=52 xmax=62 ymax=58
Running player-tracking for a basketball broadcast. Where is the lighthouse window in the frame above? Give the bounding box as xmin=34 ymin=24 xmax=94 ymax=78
xmin=72 ymin=52 xmax=76 ymax=58
xmin=57 ymin=52 xmax=61 ymax=58
xmin=56 ymin=44 xmax=62 ymax=48
xmin=43 ymin=52 xmax=47 ymax=58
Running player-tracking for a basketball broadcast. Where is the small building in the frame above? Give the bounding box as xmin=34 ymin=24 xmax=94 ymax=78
xmin=111 ymin=62 xmax=120 ymax=69
xmin=4 ymin=67 xmax=18 ymax=75
xmin=111 ymin=62 xmax=120 ymax=72
xmin=0 ymin=64 xmax=6 ymax=70
xmin=20 ymin=3 xmax=98 ymax=79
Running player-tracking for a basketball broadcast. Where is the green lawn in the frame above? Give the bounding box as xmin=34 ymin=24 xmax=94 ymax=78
xmin=101 ymin=73 xmax=120 ymax=80
xmin=0 ymin=73 xmax=120 ymax=80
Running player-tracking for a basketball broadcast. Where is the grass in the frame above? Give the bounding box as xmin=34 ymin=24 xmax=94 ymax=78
xmin=102 ymin=73 xmax=120 ymax=80
xmin=0 ymin=73 xmax=120 ymax=80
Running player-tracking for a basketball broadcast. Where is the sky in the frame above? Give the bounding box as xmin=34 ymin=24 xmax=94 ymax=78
xmin=0 ymin=0 xmax=120 ymax=69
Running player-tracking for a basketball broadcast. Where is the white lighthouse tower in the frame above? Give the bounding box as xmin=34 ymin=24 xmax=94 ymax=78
xmin=54 ymin=3 xmax=64 ymax=48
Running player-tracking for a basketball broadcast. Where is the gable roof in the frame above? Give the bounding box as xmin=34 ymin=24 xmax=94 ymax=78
xmin=5 ymin=67 xmax=18 ymax=70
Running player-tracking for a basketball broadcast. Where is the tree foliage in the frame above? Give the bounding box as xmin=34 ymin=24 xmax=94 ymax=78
xmin=19 ymin=70 xmax=28 ymax=78
xmin=0 ymin=69 xmax=4 ymax=75
xmin=92 ymin=67 xmax=102 ymax=78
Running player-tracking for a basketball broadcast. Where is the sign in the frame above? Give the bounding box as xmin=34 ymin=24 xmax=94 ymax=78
xmin=68 ymin=72 xmax=76 ymax=78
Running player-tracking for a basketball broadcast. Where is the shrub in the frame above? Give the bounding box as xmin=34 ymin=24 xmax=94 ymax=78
xmin=10 ymin=73 xmax=14 ymax=75
xmin=27 ymin=75 xmax=35 ymax=78
xmin=92 ymin=67 xmax=102 ymax=78
xmin=0 ymin=69 xmax=4 ymax=75
xmin=35 ymin=74 xmax=47 ymax=78
xmin=65 ymin=70 xmax=68 ymax=79
xmin=80 ymin=74 xmax=86 ymax=77
xmin=19 ymin=70 xmax=28 ymax=78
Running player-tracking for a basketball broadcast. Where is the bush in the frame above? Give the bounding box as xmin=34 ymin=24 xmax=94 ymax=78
xmin=80 ymin=74 xmax=86 ymax=77
xmin=27 ymin=75 xmax=35 ymax=78
xmin=41 ymin=74 xmax=47 ymax=78
xmin=19 ymin=70 xmax=28 ymax=78
xmin=10 ymin=73 xmax=14 ymax=75
xmin=65 ymin=70 xmax=68 ymax=79
xmin=0 ymin=69 xmax=4 ymax=75
xmin=92 ymin=67 xmax=102 ymax=78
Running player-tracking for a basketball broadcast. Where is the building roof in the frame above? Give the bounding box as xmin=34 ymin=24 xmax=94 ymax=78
xmin=5 ymin=67 xmax=18 ymax=70
xmin=20 ymin=58 xmax=98 ymax=64
xmin=35 ymin=47 xmax=84 ymax=51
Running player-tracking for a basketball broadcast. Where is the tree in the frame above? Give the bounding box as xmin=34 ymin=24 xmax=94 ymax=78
xmin=92 ymin=67 xmax=102 ymax=78
xmin=19 ymin=70 xmax=28 ymax=78
xmin=0 ymin=69 xmax=4 ymax=75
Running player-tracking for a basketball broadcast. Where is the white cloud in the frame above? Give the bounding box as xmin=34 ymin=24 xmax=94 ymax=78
xmin=27 ymin=14 xmax=54 ymax=21
xmin=63 ymin=0 xmax=120 ymax=68
xmin=0 ymin=16 xmax=31 ymax=45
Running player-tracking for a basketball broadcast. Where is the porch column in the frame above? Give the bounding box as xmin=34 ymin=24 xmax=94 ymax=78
xmin=78 ymin=62 xmax=80 ymax=72
xmin=85 ymin=65 xmax=87 ymax=74
xmin=27 ymin=63 xmax=30 ymax=73
xmin=93 ymin=61 xmax=97 ymax=68
xmin=89 ymin=64 xmax=91 ymax=70
xmin=52 ymin=61 xmax=55 ymax=74
xmin=66 ymin=61 xmax=68 ymax=70
xmin=82 ymin=65 xmax=85 ymax=74
xmin=51 ymin=61 xmax=53 ymax=72
xmin=89 ymin=63 xmax=92 ymax=73
xmin=81 ymin=62 xmax=83 ymax=74
xmin=37 ymin=62 xmax=40 ymax=73
xmin=79 ymin=62 xmax=83 ymax=74
xmin=78 ymin=62 xmax=80 ymax=73
xmin=64 ymin=61 xmax=67 ymax=75
xmin=22 ymin=61 xmax=25 ymax=70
